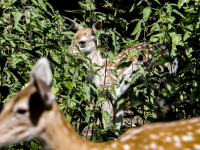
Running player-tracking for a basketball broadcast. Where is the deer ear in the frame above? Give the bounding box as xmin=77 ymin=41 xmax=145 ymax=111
xmin=69 ymin=19 xmax=84 ymax=30
xmin=30 ymin=58 xmax=54 ymax=108
xmin=92 ymin=20 xmax=102 ymax=34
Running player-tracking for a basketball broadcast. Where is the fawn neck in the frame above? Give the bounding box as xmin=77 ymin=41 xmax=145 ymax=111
xmin=87 ymin=47 xmax=105 ymax=67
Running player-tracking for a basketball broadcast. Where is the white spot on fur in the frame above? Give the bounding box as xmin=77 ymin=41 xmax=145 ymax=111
xmin=182 ymin=135 xmax=193 ymax=141
xmin=150 ymin=134 xmax=159 ymax=139
xmin=150 ymin=142 xmax=157 ymax=149
xmin=123 ymin=144 xmax=130 ymax=150
xmin=173 ymin=136 xmax=181 ymax=147
xmin=189 ymin=118 xmax=200 ymax=123
xmin=120 ymin=128 xmax=144 ymax=142
xmin=132 ymin=136 xmax=137 ymax=140
xmin=194 ymin=144 xmax=200 ymax=149
xmin=175 ymin=142 xmax=181 ymax=148
xmin=159 ymin=132 xmax=165 ymax=136
xmin=164 ymin=136 xmax=171 ymax=142
xmin=187 ymin=125 xmax=193 ymax=130
xmin=158 ymin=146 xmax=164 ymax=150
xmin=144 ymin=145 xmax=149 ymax=149
xmin=173 ymin=136 xmax=180 ymax=142
xmin=196 ymin=129 xmax=200 ymax=133
xmin=159 ymin=65 xmax=164 ymax=72
xmin=111 ymin=143 xmax=117 ymax=148
xmin=187 ymin=132 xmax=193 ymax=136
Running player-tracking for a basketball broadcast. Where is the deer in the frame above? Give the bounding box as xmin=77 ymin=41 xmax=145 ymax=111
xmin=69 ymin=19 xmax=179 ymax=131
xmin=0 ymin=57 xmax=200 ymax=150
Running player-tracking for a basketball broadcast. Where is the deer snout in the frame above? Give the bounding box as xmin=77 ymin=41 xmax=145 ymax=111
xmin=79 ymin=40 xmax=86 ymax=46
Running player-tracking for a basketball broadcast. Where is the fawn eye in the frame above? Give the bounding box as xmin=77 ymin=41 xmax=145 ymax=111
xmin=13 ymin=105 xmax=29 ymax=117
xmin=17 ymin=108 xmax=27 ymax=114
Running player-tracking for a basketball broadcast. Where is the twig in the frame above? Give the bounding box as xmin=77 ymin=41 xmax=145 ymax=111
xmin=20 ymin=1 xmax=33 ymax=49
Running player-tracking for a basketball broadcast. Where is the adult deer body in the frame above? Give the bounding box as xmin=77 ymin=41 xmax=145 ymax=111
xmin=0 ymin=58 xmax=200 ymax=150
xmin=69 ymin=20 xmax=178 ymax=130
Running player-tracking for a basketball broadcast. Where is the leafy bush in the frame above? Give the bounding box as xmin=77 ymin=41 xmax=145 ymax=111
xmin=1 ymin=0 xmax=200 ymax=149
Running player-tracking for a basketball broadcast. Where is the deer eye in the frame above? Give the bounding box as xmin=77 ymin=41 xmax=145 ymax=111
xmin=13 ymin=104 xmax=29 ymax=117
xmin=17 ymin=108 xmax=27 ymax=114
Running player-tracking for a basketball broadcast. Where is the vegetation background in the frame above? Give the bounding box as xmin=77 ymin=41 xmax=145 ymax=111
xmin=0 ymin=0 xmax=200 ymax=149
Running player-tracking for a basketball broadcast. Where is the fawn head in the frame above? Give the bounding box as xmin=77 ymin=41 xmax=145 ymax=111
xmin=0 ymin=58 xmax=55 ymax=147
xmin=69 ymin=19 xmax=102 ymax=55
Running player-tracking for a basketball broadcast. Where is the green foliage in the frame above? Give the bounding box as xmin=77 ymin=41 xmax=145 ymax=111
xmin=1 ymin=0 xmax=200 ymax=149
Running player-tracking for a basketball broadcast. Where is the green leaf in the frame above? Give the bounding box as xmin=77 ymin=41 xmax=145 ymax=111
xmin=116 ymin=99 xmax=124 ymax=110
xmin=31 ymin=139 xmax=40 ymax=150
xmin=89 ymin=84 xmax=99 ymax=95
xmin=194 ymin=5 xmax=200 ymax=25
xmin=89 ymin=70 xmax=100 ymax=76
xmin=111 ymin=30 xmax=116 ymax=50
xmin=96 ymin=96 xmax=107 ymax=105
xmin=102 ymin=111 xmax=110 ymax=126
xmin=153 ymin=0 xmax=161 ymax=5
xmin=65 ymin=81 xmax=73 ymax=90
xmin=78 ymin=1 xmax=87 ymax=10
xmin=95 ymin=30 xmax=105 ymax=40
xmin=135 ymin=29 xmax=142 ymax=40
xmin=45 ymin=2 xmax=54 ymax=13
xmin=31 ymin=0 xmax=38 ymax=5
xmin=129 ymin=3 xmax=136 ymax=13
xmin=130 ymin=72 xmax=141 ymax=84
xmin=150 ymin=33 xmax=164 ymax=42
xmin=66 ymin=114 xmax=72 ymax=122
xmin=143 ymin=7 xmax=152 ymax=19
xmin=111 ymin=69 xmax=118 ymax=77
xmin=129 ymin=1 xmax=142 ymax=12
xmin=59 ymin=104 xmax=65 ymax=110
xmin=170 ymin=32 xmax=182 ymax=45
xmin=178 ymin=0 xmax=188 ymax=8
xmin=38 ymin=0 xmax=47 ymax=11
xmin=12 ymin=12 xmax=23 ymax=28
xmin=83 ymin=83 xmax=90 ymax=102
xmin=85 ymin=110 xmax=91 ymax=122
xmin=117 ymin=61 xmax=132 ymax=70
xmin=131 ymin=20 xmax=142 ymax=35
xmin=172 ymin=9 xmax=186 ymax=19
xmin=153 ymin=56 xmax=167 ymax=67
xmin=108 ymin=51 xmax=115 ymax=63
xmin=52 ymin=87 xmax=59 ymax=93
xmin=138 ymin=64 xmax=145 ymax=74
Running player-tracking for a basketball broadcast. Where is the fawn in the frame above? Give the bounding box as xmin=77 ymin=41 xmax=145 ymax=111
xmin=69 ymin=19 xmax=178 ymax=131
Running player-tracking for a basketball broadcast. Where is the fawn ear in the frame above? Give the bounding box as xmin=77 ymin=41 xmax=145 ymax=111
xmin=92 ymin=20 xmax=102 ymax=34
xmin=30 ymin=58 xmax=54 ymax=108
xmin=69 ymin=19 xmax=84 ymax=30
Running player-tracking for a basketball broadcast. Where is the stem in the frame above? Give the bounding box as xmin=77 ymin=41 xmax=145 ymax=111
xmin=20 ymin=1 xmax=33 ymax=49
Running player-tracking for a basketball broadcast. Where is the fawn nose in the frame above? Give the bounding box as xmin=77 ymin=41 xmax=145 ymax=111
xmin=79 ymin=40 xmax=86 ymax=45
